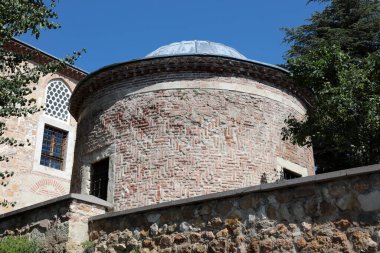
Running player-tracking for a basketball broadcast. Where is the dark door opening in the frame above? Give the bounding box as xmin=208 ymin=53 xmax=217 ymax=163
xmin=90 ymin=158 xmax=109 ymax=201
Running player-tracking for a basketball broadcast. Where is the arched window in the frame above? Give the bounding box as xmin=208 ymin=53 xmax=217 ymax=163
xmin=45 ymin=80 xmax=71 ymax=121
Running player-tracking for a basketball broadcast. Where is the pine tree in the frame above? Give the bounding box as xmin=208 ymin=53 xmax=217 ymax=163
xmin=282 ymin=0 xmax=380 ymax=173
xmin=284 ymin=0 xmax=380 ymax=58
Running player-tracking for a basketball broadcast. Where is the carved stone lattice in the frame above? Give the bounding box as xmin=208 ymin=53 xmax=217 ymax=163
xmin=45 ymin=80 xmax=71 ymax=121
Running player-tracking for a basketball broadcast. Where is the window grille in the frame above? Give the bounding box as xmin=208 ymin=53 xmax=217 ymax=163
xmin=40 ymin=125 xmax=67 ymax=170
xmin=90 ymin=158 xmax=109 ymax=201
xmin=45 ymin=80 xmax=71 ymax=121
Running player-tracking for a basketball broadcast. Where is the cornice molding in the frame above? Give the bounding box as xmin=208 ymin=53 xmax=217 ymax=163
xmin=70 ymin=55 xmax=313 ymax=120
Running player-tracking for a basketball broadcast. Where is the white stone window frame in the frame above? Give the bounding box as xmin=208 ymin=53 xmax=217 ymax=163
xmin=78 ymin=144 xmax=116 ymax=205
xmin=32 ymin=79 xmax=76 ymax=180
xmin=276 ymin=157 xmax=309 ymax=179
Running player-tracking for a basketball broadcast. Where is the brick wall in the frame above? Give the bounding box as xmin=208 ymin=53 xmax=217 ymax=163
xmin=71 ymin=74 xmax=314 ymax=210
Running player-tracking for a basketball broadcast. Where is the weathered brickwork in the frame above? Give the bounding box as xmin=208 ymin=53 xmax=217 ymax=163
xmin=71 ymin=74 xmax=314 ymax=210
xmin=89 ymin=165 xmax=380 ymax=253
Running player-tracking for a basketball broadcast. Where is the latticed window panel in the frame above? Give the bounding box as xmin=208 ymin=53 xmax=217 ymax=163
xmin=45 ymin=80 xmax=71 ymax=121
xmin=40 ymin=125 xmax=68 ymax=170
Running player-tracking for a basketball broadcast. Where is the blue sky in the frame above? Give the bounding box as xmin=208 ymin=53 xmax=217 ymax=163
xmin=19 ymin=1 xmax=324 ymax=73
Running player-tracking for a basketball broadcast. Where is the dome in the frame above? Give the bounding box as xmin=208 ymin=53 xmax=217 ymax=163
xmin=146 ymin=40 xmax=248 ymax=60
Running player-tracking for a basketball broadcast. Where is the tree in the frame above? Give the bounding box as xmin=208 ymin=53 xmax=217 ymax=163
xmin=284 ymin=0 xmax=380 ymax=58
xmin=0 ymin=0 xmax=82 ymax=206
xmin=282 ymin=0 xmax=380 ymax=173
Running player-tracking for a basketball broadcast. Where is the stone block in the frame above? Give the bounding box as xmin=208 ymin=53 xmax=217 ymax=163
xmin=320 ymin=201 xmax=337 ymax=217
xmin=209 ymin=239 xmax=227 ymax=253
xmin=147 ymin=213 xmax=161 ymax=223
xmin=193 ymin=243 xmax=207 ymax=253
xmin=173 ymin=233 xmax=187 ymax=244
xmin=351 ymin=229 xmax=378 ymax=252
xmin=358 ymin=190 xmax=380 ymax=211
xmin=278 ymin=204 xmax=290 ymax=222
xmin=291 ymin=202 xmax=305 ymax=221
xmin=328 ymin=182 xmax=347 ymax=198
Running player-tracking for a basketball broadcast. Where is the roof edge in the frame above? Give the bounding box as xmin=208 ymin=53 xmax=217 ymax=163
xmin=69 ymin=54 xmax=313 ymax=121
xmin=11 ymin=38 xmax=88 ymax=75
xmin=4 ymin=38 xmax=88 ymax=81
xmin=77 ymin=54 xmax=290 ymax=87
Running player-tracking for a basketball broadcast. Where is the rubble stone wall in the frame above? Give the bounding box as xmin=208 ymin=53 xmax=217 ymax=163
xmin=89 ymin=165 xmax=380 ymax=253
xmin=0 ymin=194 xmax=110 ymax=253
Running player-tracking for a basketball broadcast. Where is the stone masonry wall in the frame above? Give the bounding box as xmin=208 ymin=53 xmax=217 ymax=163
xmin=0 ymin=69 xmax=79 ymax=214
xmin=0 ymin=194 xmax=110 ymax=253
xmin=89 ymin=165 xmax=380 ymax=253
xmin=71 ymin=75 xmax=314 ymax=210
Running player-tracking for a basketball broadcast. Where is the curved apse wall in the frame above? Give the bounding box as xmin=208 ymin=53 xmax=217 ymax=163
xmin=70 ymin=65 xmax=314 ymax=210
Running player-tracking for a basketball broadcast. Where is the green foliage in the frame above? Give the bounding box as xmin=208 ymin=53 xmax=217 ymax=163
xmin=283 ymin=0 xmax=380 ymax=58
xmin=130 ymin=246 xmax=141 ymax=253
xmin=0 ymin=236 xmax=42 ymax=253
xmin=0 ymin=170 xmax=15 ymax=207
xmin=283 ymin=46 xmax=380 ymax=173
xmin=81 ymin=240 xmax=94 ymax=253
xmin=282 ymin=0 xmax=380 ymax=173
xmin=0 ymin=0 xmax=84 ymax=206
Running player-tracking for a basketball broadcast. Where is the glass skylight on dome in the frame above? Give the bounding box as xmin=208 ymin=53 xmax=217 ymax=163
xmin=146 ymin=40 xmax=248 ymax=60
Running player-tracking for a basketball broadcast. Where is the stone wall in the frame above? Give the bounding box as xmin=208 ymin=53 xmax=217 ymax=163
xmin=71 ymin=74 xmax=314 ymax=210
xmin=89 ymin=164 xmax=380 ymax=253
xmin=0 ymin=194 xmax=111 ymax=252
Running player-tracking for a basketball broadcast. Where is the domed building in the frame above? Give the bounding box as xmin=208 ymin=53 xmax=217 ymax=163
xmin=69 ymin=41 xmax=314 ymax=211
